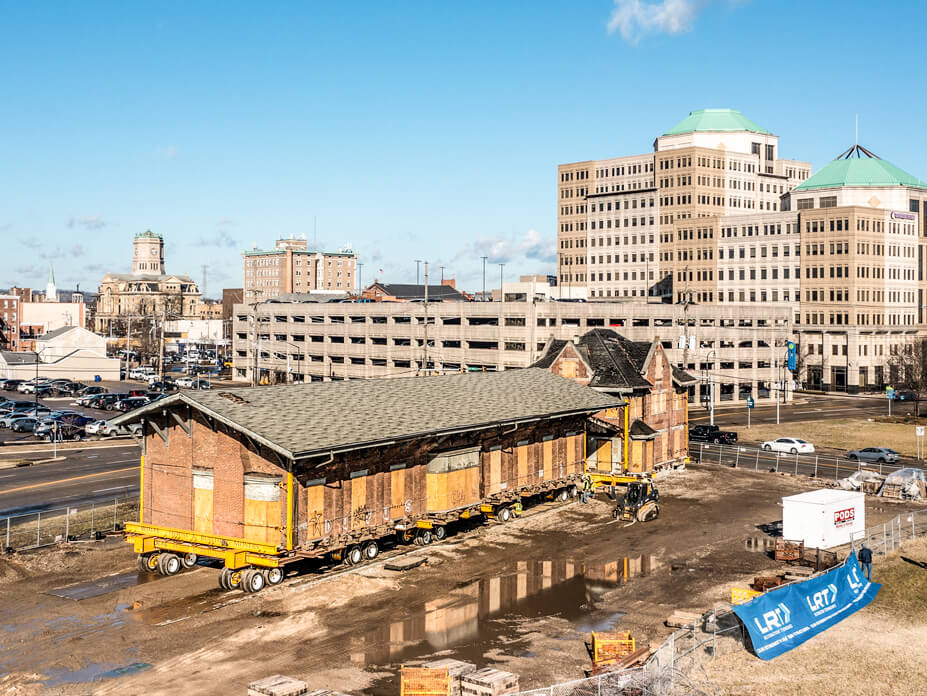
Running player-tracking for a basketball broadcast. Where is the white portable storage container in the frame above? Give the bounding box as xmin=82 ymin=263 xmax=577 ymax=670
xmin=782 ymin=489 xmax=865 ymax=549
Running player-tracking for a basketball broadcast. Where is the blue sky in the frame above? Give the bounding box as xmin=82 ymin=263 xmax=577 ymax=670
xmin=3 ymin=0 xmax=926 ymax=296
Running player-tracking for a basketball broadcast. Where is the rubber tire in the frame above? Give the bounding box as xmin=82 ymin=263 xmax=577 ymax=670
xmin=242 ymin=568 xmax=266 ymax=593
xmin=219 ymin=568 xmax=231 ymax=590
xmin=433 ymin=525 xmax=447 ymax=541
xmin=397 ymin=530 xmax=415 ymax=546
xmin=790 ymin=448 xmax=798 ymax=455
xmin=264 ymin=567 xmax=285 ymax=586
xmin=157 ymin=553 xmax=182 ymax=576
xmin=849 ymin=454 xmax=858 ymax=461
xmin=345 ymin=545 xmax=363 ymax=566
xmin=878 ymin=457 xmax=886 ymax=463
xmin=557 ymin=489 xmax=569 ymax=502
xmin=363 ymin=541 xmax=380 ymax=560
xmin=763 ymin=444 xmax=772 ymax=451
xmin=181 ymin=552 xmax=198 ymax=569
xmin=713 ymin=438 xmax=720 ymax=444
xmin=417 ymin=529 xmax=433 ymax=546
xmin=498 ymin=506 xmax=512 ymax=523
xmin=138 ymin=553 xmax=160 ymax=573
xmin=569 ymin=486 xmax=579 ymax=498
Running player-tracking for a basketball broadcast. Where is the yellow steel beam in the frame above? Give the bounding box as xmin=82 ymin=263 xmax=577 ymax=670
xmin=286 ymin=471 xmax=294 ymax=551
xmin=125 ymin=522 xmax=280 ymax=555
xmin=139 ymin=454 xmax=144 ymax=525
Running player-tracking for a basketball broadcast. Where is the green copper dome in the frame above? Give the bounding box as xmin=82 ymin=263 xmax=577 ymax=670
xmin=663 ymin=109 xmax=771 ymax=136
xmin=794 ymin=156 xmax=927 ymax=191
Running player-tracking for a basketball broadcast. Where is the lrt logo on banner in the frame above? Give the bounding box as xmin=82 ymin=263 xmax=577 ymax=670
xmin=806 ymin=584 xmax=839 ymax=614
xmin=754 ymin=603 xmax=792 ymax=635
xmin=834 ymin=508 xmax=855 ymax=527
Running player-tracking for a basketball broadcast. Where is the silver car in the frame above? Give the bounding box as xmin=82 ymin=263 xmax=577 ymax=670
xmin=847 ymin=447 xmax=900 ymax=463
xmin=0 ymin=412 xmax=32 ymax=429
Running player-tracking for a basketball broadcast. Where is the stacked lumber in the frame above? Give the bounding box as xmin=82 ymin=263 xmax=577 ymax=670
xmin=665 ymin=610 xmax=702 ymax=629
xmin=460 ymin=668 xmax=519 ymax=696
xmin=422 ymin=659 xmax=477 ymax=696
xmin=401 ymin=667 xmax=451 ymax=696
xmin=248 ymin=676 xmax=310 ymax=696
xmin=881 ymin=483 xmax=903 ymax=499
xmin=774 ymin=538 xmax=803 ymax=562
xmin=752 ymin=576 xmax=786 ymax=591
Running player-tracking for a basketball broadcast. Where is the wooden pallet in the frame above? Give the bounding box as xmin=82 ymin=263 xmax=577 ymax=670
xmin=460 ymin=668 xmax=519 ymax=696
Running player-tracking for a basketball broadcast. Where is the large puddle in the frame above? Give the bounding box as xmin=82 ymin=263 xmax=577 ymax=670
xmin=358 ymin=556 xmax=659 ymax=694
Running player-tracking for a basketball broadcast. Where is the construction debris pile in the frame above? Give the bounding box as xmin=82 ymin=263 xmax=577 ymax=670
xmin=838 ymin=467 xmax=927 ymax=499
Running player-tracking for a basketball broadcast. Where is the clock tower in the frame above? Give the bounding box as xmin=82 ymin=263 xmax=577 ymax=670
xmin=132 ymin=229 xmax=165 ymax=275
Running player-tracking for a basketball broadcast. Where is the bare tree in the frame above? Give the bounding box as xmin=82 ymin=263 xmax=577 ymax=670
xmin=887 ymin=339 xmax=927 ymax=417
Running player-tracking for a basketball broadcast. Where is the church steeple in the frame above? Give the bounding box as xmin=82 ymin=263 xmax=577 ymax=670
xmin=45 ymin=263 xmax=58 ymax=302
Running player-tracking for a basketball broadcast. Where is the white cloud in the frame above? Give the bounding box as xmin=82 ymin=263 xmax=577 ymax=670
xmin=455 ymin=228 xmax=556 ymax=267
xmin=67 ymin=215 xmax=106 ymax=230
xmin=193 ymin=229 xmax=237 ymax=248
xmin=607 ymin=0 xmax=700 ymax=43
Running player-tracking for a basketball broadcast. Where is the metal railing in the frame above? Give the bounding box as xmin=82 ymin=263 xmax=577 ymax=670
xmin=1 ymin=497 xmax=138 ymax=551
xmin=691 ymin=442 xmax=925 ymax=482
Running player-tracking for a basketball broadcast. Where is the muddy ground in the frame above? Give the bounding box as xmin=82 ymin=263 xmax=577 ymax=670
xmin=0 ymin=462 xmax=921 ymax=695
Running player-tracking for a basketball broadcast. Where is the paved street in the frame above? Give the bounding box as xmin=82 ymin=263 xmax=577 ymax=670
xmin=689 ymin=394 xmax=912 ymax=428
xmin=0 ymin=443 xmax=138 ymax=516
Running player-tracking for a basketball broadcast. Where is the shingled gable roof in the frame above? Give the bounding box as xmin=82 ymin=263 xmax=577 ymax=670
xmin=532 ymin=330 xmax=696 ymax=391
xmin=110 ymin=368 xmax=621 ymax=462
xmin=369 ymin=283 xmax=467 ymax=301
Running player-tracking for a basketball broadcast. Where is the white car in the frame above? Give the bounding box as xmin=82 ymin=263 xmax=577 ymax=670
xmin=762 ymin=437 xmax=815 ymax=455
xmin=174 ymin=376 xmax=195 ymax=388
xmin=86 ymin=419 xmax=141 ymax=437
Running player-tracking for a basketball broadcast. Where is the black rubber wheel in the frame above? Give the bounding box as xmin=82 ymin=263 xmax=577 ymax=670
xmin=397 ymin=529 xmax=415 ymax=545
xmin=264 ymin=567 xmax=285 ymax=586
xmin=557 ymin=489 xmax=569 ymax=502
xmin=218 ymin=568 xmax=231 ymax=590
xmin=181 ymin=552 xmax=198 ymax=569
xmin=763 ymin=444 xmax=772 ymax=451
xmin=138 ymin=553 xmax=160 ymax=573
xmin=157 ymin=553 xmax=182 ymax=576
xmin=242 ymin=568 xmax=266 ymax=593
xmin=345 ymin=545 xmax=363 ymax=566
xmin=433 ymin=525 xmax=447 ymax=541
xmin=849 ymin=454 xmax=858 ymax=461
xmin=878 ymin=457 xmax=886 ymax=463
xmin=417 ymin=529 xmax=433 ymax=545
xmin=790 ymin=448 xmax=798 ymax=455
xmin=713 ymin=438 xmax=720 ymax=444
xmin=498 ymin=506 xmax=512 ymax=523
xmin=363 ymin=541 xmax=380 ymax=560
xmin=612 ymin=507 xmax=620 ymax=519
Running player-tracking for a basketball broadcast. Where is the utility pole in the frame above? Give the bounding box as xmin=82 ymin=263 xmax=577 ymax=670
xmin=423 ymin=262 xmax=429 ymax=374
xmin=158 ymin=304 xmax=166 ymax=383
xmin=415 ymin=260 xmax=422 ymax=286
xmin=439 ymin=266 xmax=446 ymax=285
xmin=499 ymin=263 xmax=505 ymax=303
xmin=681 ymin=265 xmax=690 ymax=369
xmin=481 ymin=256 xmax=488 ymax=301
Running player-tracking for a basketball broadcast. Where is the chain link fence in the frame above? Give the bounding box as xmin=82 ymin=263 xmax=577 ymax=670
xmin=691 ymin=442 xmax=926 ymax=482
xmin=2 ymin=497 xmax=138 ymax=551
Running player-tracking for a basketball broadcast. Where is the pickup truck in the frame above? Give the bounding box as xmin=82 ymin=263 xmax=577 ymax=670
xmin=689 ymin=424 xmax=738 ymax=444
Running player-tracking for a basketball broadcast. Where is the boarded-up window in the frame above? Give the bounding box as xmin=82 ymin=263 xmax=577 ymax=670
xmin=427 ymin=447 xmax=480 ymax=512
xmin=306 ymin=477 xmax=326 ymax=540
xmin=192 ymin=469 xmax=213 ymax=535
xmin=243 ymin=475 xmax=281 ymax=545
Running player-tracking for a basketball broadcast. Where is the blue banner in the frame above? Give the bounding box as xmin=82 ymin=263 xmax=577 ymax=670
xmin=733 ymin=551 xmax=880 ymax=660
xmin=787 ymin=341 xmax=797 ymax=371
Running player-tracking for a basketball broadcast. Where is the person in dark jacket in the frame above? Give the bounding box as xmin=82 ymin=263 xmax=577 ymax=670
xmin=859 ymin=544 xmax=873 ymax=581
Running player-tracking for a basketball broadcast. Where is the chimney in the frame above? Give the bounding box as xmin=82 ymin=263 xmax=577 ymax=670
xmin=572 ymin=335 xmax=580 ymax=345
xmin=441 ymin=278 xmax=456 ymax=289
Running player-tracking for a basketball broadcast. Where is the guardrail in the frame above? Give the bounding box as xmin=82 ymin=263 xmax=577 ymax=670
xmin=2 ymin=497 xmax=138 ymax=551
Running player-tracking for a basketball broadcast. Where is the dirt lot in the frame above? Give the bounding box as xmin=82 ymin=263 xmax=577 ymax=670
xmin=731 ymin=417 xmax=927 ymax=458
xmin=0 ymin=461 xmax=922 ymax=696
xmin=704 ymin=537 xmax=927 ymax=696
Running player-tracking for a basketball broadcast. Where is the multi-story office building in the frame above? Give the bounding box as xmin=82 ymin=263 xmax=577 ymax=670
xmin=560 ymin=110 xmax=927 ymax=392
xmin=243 ymin=236 xmax=357 ymax=303
xmin=231 ymin=298 xmax=792 ymax=407
xmin=558 ymin=109 xmax=811 ymax=301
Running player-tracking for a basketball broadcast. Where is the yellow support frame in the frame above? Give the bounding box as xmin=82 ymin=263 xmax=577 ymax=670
xmin=126 ymin=521 xmax=284 ymax=568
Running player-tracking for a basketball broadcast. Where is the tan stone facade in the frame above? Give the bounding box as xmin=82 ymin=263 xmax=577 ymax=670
xmin=94 ymin=231 xmax=201 ymax=333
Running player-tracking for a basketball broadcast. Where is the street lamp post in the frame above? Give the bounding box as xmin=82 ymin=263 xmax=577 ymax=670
xmin=481 ymin=256 xmax=488 ymax=301
xmin=704 ymin=349 xmax=716 ymax=426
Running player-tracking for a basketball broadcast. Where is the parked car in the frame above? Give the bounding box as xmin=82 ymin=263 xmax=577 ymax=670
xmin=128 ymin=367 xmax=155 ymax=380
xmin=893 ymin=389 xmax=919 ymax=401
xmin=19 ymin=380 xmax=51 ymax=394
xmin=86 ymin=419 xmax=142 ymax=438
xmin=91 ymin=393 xmax=128 ymax=411
xmin=762 ymin=437 xmax=815 ymax=454
xmin=56 ymin=381 xmax=87 ymax=396
xmin=126 ymin=388 xmax=148 ymax=397
xmin=32 ymin=384 xmax=55 ymax=397
xmin=847 ymin=447 xmax=900 ymax=463
xmin=689 ymin=424 xmax=738 ymax=445
xmin=175 ymin=376 xmax=195 ymax=388
xmin=115 ymin=396 xmax=150 ymax=412
xmin=10 ymin=417 xmax=38 ymax=433
xmin=0 ymin=399 xmax=34 ymax=412
xmin=0 ymin=379 xmax=24 ymax=391
xmin=35 ymin=413 xmax=96 ymax=440
xmin=147 ymin=381 xmax=178 ymax=392
xmin=0 ymin=412 xmax=33 ymax=429
xmin=190 ymin=379 xmax=211 ymax=390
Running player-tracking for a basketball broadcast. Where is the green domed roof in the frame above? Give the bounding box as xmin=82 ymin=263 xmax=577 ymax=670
xmin=794 ymin=154 xmax=927 ymax=191
xmin=663 ymin=109 xmax=771 ymax=136
xmin=135 ymin=229 xmax=162 ymax=239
